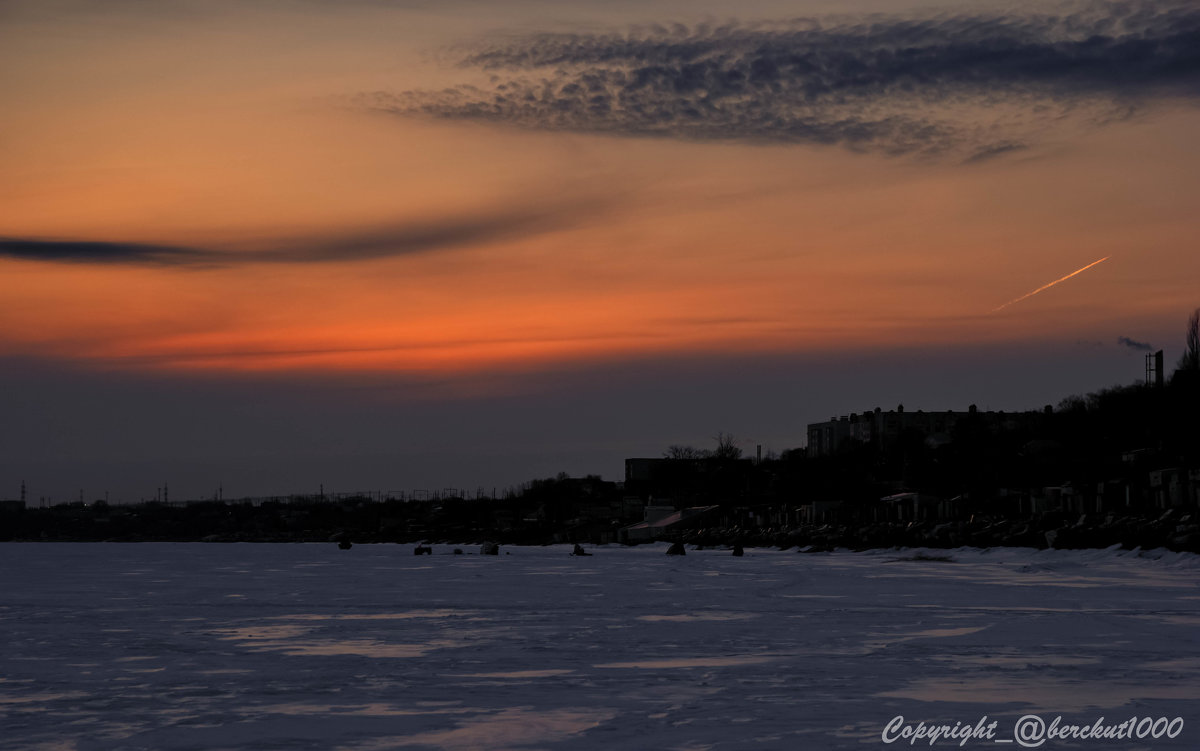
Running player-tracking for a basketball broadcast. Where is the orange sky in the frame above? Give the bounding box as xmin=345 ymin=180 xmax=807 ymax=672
xmin=4 ymin=1 xmax=1199 ymax=380
xmin=2 ymin=0 xmax=1198 ymax=497
xmin=5 ymin=93 xmax=1198 ymax=371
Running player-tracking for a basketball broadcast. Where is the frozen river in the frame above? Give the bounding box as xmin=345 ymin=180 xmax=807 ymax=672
xmin=3 ymin=543 xmax=1199 ymax=750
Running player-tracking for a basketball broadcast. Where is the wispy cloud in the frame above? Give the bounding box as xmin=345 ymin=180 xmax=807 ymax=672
xmin=1117 ymin=336 xmax=1153 ymax=351
xmin=272 ymin=204 xmax=586 ymax=263
xmin=363 ymin=0 xmax=1200 ymax=159
xmin=0 ymin=238 xmax=215 ymax=267
xmin=0 ymin=202 xmax=592 ymax=268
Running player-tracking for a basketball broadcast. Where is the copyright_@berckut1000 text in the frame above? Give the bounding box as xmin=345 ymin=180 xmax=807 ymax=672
xmin=882 ymin=715 xmax=1185 ymax=747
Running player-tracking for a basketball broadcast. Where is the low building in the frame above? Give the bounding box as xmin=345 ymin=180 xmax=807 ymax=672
xmin=620 ymin=505 xmax=720 ymax=543
xmin=1150 ymin=468 xmax=1190 ymax=508
xmin=879 ymin=492 xmax=950 ymax=521
xmin=807 ymin=404 xmax=1048 ymax=457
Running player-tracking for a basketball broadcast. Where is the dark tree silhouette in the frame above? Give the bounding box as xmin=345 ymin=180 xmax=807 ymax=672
xmin=664 ymin=445 xmax=707 ymax=460
xmin=1179 ymin=307 xmax=1200 ymax=372
xmin=712 ymin=431 xmax=743 ymax=460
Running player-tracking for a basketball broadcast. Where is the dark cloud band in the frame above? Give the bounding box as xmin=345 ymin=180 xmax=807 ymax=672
xmin=0 ymin=239 xmax=213 ymax=266
xmin=0 ymin=202 xmax=589 ymax=268
xmin=363 ymin=1 xmax=1200 ymax=158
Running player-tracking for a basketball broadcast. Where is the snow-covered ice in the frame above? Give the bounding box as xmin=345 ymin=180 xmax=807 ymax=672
xmin=3 ymin=543 xmax=1199 ymax=750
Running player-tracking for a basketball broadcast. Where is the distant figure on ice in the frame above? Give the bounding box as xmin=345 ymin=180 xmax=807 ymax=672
xmin=337 ymin=540 xmax=352 ymax=550
xmin=732 ymin=544 xmax=744 ymax=557
xmin=571 ymin=544 xmax=592 ymax=556
xmin=666 ymin=542 xmax=686 ymax=556
xmin=413 ymin=545 xmax=432 ymax=555
xmin=480 ymin=541 xmax=499 ymax=555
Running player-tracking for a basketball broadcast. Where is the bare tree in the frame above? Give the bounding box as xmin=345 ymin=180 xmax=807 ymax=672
xmin=664 ymin=445 xmax=707 ymax=460
xmin=711 ymin=431 xmax=743 ymax=460
xmin=1179 ymin=307 xmax=1200 ymax=372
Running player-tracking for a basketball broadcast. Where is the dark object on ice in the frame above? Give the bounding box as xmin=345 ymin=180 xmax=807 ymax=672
xmin=337 ymin=540 xmax=352 ymax=550
xmin=480 ymin=541 xmax=499 ymax=555
xmin=732 ymin=544 xmax=744 ymax=557
xmin=453 ymin=548 xmax=464 ymax=555
xmin=666 ymin=542 xmax=686 ymax=556
xmin=571 ymin=544 xmax=592 ymax=556
xmin=414 ymin=545 xmax=432 ymax=555
xmin=890 ymin=552 xmax=955 ymax=563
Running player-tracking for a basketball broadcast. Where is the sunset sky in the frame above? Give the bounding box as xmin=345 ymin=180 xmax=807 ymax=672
xmin=3 ymin=0 xmax=1198 ymax=502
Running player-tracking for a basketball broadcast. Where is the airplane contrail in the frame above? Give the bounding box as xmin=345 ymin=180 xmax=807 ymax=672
xmin=991 ymin=256 xmax=1110 ymax=313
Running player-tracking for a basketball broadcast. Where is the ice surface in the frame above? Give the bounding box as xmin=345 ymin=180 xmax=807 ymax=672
xmin=2 ymin=543 xmax=1199 ymax=750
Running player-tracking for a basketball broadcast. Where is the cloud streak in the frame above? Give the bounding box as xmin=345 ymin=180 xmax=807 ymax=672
xmin=364 ymin=0 xmax=1200 ymax=158
xmin=0 ymin=203 xmax=590 ymax=268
